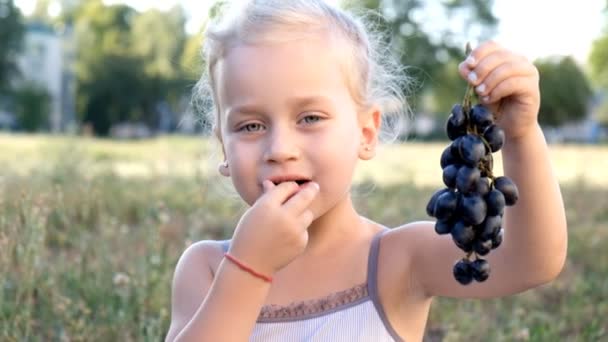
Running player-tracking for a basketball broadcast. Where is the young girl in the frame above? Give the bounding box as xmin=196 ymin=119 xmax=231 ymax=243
xmin=166 ymin=1 xmax=568 ymax=341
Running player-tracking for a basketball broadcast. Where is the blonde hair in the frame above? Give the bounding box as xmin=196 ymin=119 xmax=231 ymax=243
xmin=192 ymin=0 xmax=412 ymax=143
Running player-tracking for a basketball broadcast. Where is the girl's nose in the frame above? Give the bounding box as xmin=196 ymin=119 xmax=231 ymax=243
xmin=263 ymin=127 xmax=300 ymax=163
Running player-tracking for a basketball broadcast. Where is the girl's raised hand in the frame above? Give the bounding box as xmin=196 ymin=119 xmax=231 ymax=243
xmin=228 ymin=180 xmax=319 ymax=278
xmin=458 ymin=41 xmax=541 ymax=141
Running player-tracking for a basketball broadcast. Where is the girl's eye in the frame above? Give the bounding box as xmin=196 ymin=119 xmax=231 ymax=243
xmin=301 ymin=114 xmax=322 ymax=124
xmin=239 ymin=123 xmax=264 ymax=132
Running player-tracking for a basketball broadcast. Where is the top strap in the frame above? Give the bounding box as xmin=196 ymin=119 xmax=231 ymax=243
xmin=366 ymin=228 xmax=388 ymax=291
xmin=221 ymin=239 xmax=230 ymax=253
xmin=367 ymin=228 xmax=403 ymax=341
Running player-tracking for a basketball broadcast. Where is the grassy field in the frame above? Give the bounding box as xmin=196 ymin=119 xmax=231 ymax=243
xmin=1 ymin=133 xmax=607 ymax=341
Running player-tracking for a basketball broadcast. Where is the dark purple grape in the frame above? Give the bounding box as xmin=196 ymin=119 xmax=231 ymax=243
xmin=485 ymin=189 xmax=506 ymax=216
xmin=453 ymin=259 xmax=473 ymax=285
xmin=434 ymin=191 xmax=459 ymax=220
xmin=471 ymin=258 xmax=490 ymax=282
xmin=479 ymin=215 xmax=502 ymax=241
xmin=434 ymin=219 xmax=453 ymax=235
xmin=456 ymin=166 xmax=480 ymax=194
xmin=458 ymin=134 xmax=486 ymax=166
xmin=473 ymin=239 xmax=493 ymax=256
xmin=470 ymin=104 xmax=494 ymax=131
xmin=494 ymin=176 xmax=519 ymax=206
xmin=483 ymin=124 xmax=505 ymax=152
xmin=446 ymin=119 xmax=467 ymax=141
xmin=451 ymin=221 xmax=475 ymax=252
xmin=459 ymin=194 xmax=487 ymax=225
xmin=442 ymin=165 xmax=459 ymax=189
xmin=475 ymin=177 xmax=490 ymax=196
xmin=426 ymin=188 xmax=450 ymax=217
xmin=440 ymin=145 xmax=459 ymax=168
xmin=491 ymin=228 xmax=504 ymax=249
xmin=450 ymin=104 xmax=467 ymax=126
xmin=450 ymin=137 xmax=463 ymax=156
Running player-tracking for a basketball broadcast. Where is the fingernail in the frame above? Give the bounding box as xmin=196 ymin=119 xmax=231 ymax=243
xmin=468 ymin=72 xmax=478 ymax=83
xmin=475 ymin=83 xmax=486 ymax=94
xmin=482 ymin=96 xmax=490 ymax=103
xmin=466 ymin=56 xmax=476 ymax=66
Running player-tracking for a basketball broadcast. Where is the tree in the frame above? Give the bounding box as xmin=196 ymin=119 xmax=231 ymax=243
xmin=131 ymin=7 xmax=186 ymax=81
xmin=0 ymin=0 xmax=25 ymax=95
xmin=130 ymin=6 xmax=189 ymax=128
xmin=69 ymin=0 xmax=192 ymax=135
xmin=71 ymin=0 xmax=142 ymax=134
xmin=535 ymin=56 xmax=592 ymax=127
xmin=13 ymin=83 xmax=50 ymax=131
xmin=181 ymin=32 xmax=204 ymax=81
xmin=589 ymin=33 xmax=608 ymax=90
xmin=345 ymin=0 xmax=497 ymax=89
xmin=31 ymin=0 xmax=52 ymax=23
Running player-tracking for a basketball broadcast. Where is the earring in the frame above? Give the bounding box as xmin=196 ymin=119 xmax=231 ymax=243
xmin=218 ymin=161 xmax=230 ymax=177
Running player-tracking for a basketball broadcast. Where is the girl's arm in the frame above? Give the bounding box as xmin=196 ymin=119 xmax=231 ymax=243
xmin=399 ymin=41 xmax=567 ymax=299
xmin=165 ymin=241 xmax=272 ymax=342
xmin=165 ymin=181 xmax=319 ymax=340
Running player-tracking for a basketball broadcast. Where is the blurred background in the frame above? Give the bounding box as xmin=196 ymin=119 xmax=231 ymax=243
xmin=1 ymin=0 xmax=607 ymax=341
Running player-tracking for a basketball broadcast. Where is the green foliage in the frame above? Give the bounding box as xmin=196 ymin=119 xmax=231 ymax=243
xmin=535 ymin=56 xmax=593 ymax=127
xmin=13 ymin=83 xmax=50 ymax=131
xmin=181 ymin=31 xmax=204 ymax=81
xmin=428 ymin=59 xmax=467 ymax=116
xmin=30 ymin=0 xmax=52 ymax=24
xmin=73 ymin=1 xmax=141 ymax=135
xmin=71 ymin=0 xmax=190 ymax=135
xmin=346 ymin=0 xmax=497 ymax=89
xmin=589 ymin=34 xmax=608 ymax=90
xmin=0 ymin=0 xmax=25 ymax=95
xmin=131 ymin=7 xmax=187 ymax=80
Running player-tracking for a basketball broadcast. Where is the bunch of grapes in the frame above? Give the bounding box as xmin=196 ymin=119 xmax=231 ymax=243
xmin=426 ymin=52 xmax=519 ymax=285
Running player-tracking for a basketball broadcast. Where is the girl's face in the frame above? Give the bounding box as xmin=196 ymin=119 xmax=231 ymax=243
xmin=215 ymin=36 xmax=377 ymax=217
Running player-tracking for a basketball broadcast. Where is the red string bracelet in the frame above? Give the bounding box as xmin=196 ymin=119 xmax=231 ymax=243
xmin=224 ymin=253 xmax=273 ymax=283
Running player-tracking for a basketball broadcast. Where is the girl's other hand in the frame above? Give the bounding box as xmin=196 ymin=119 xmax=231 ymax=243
xmin=458 ymin=41 xmax=541 ymax=141
xmin=228 ymin=180 xmax=320 ymax=277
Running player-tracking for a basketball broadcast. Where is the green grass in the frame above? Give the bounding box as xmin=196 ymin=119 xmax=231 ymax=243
xmin=1 ymin=134 xmax=606 ymax=341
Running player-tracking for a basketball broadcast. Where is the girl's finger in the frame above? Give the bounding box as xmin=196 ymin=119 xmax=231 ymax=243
xmin=475 ymin=61 xmax=538 ymax=99
xmin=264 ymin=181 xmax=300 ymax=204
xmin=262 ymin=179 xmax=275 ymax=193
xmin=467 ymin=41 xmax=502 ymax=66
xmin=481 ymin=76 xmax=538 ymax=105
xmin=283 ymin=181 xmax=320 ymax=215
xmin=298 ymin=209 xmax=314 ymax=231
xmin=461 ymin=50 xmax=521 ymax=87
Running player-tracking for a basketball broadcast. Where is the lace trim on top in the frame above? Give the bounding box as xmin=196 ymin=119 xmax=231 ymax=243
xmin=258 ymin=282 xmax=369 ymax=321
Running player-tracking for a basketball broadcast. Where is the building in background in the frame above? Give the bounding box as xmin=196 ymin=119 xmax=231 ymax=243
xmin=15 ymin=22 xmax=75 ymax=132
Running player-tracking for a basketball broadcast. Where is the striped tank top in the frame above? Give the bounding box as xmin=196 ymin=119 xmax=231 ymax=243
xmin=221 ymin=229 xmax=404 ymax=341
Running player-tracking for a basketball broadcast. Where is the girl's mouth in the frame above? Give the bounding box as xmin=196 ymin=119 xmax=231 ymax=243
xmin=272 ymin=179 xmax=311 ymax=186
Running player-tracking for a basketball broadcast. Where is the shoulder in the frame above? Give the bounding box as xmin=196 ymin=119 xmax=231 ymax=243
xmin=382 ymin=221 xmax=436 ymax=256
xmin=376 ymin=221 xmax=436 ymax=292
xmin=173 ymin=239 xmax=228 ymax=277
xmin=177 ymin=240 xmax=223 ymax=268
xmin=166 ymin=239 xmax=229 ymax=342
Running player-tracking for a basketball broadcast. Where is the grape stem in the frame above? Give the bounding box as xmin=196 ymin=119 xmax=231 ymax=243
xmin=462 ymin=43 xmax=475 ymax=115
xmin=461 ymin=42 xmax=495 ymax=181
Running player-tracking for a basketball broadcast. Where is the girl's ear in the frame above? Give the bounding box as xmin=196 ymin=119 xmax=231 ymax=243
xmin=358 ymin=105 xmax=381 ymax=160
